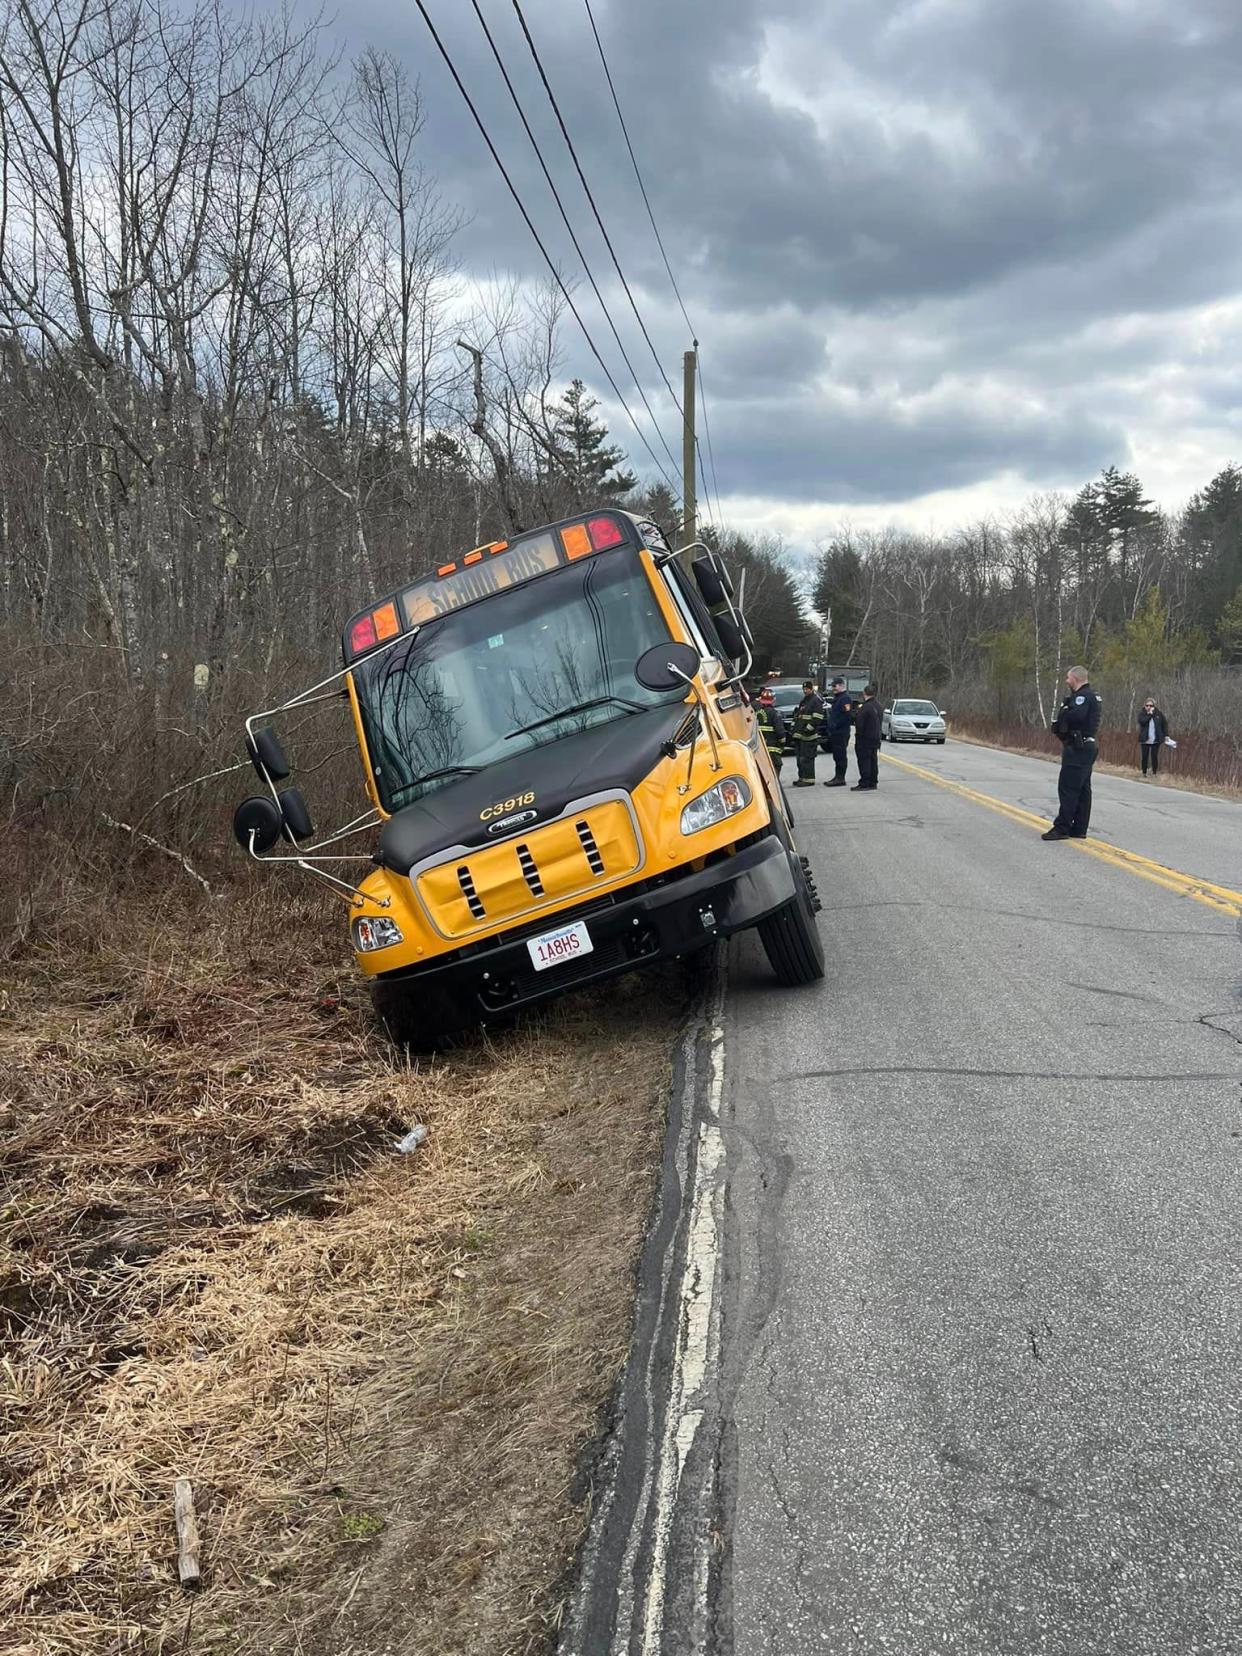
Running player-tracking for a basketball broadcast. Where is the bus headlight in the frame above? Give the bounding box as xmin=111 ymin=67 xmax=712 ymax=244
xmin=680 ymin=775 xmax=752 ymax=835
xmin=353 ymin=916 xmax=404 ymax=952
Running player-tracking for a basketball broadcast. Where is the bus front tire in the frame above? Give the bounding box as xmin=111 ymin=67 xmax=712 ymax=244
xmin=757 ymin=861 xmax=825 ymax=986
xmin=371 ymin=980 xmax=475 ymax=1049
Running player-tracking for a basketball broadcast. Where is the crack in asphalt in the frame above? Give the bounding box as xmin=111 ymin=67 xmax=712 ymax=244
xmin=1067 ymin=980 xmax=1160 ymax=1003
xmin=1197 ymin=1011 xmax=1242 ymax=1048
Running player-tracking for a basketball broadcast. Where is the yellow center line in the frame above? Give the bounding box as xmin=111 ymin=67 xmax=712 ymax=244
xmin=881 ymin=751 xmax=1242 ymax=920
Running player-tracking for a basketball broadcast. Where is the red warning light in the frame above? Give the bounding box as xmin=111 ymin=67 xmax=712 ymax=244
xmin=349 ymin=614 xmax=378 ymax=655
xmin=587 ymin=515 xmax=625 ymax=550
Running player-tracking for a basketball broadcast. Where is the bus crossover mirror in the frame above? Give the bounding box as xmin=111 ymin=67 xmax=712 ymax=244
xmin=233 ymin=788 xmax=314 ymax=853
xmin=246 ymin=726 xmax=291 ymax=780
xmin=233 ymin=795 xmax=284 ymax=854
xmin=635 ymin=642 xmax=702 ymax=692
xmin=691 ymin=554 xmax=734 ymax=608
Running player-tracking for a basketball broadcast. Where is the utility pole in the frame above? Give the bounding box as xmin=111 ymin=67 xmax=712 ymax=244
xmin=681 ymin=344 xmax=697 ymax=567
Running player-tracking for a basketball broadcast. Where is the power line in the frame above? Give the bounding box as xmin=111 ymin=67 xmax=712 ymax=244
xmin=411 ymin=0 xmax=680 ymax=496
xmin=510 ymin=0 xmax=684 ymax=424
xmin=467 ymin=0 xmax=681 ymax=485
xmin=581 ymin=0 xmax=695 ymax=339
xmin=696 ymin=356 xmax=725 ymax=527
xmin=581 ymin=0 xmax=727 ymax=527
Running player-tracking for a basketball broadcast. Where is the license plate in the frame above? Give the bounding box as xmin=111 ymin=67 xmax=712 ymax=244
xmin=527 ymin=919 xmax=594 ymax=972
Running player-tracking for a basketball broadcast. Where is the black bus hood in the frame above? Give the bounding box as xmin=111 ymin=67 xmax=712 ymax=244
xmin=378 ymin=701 xmax=688 ymax=871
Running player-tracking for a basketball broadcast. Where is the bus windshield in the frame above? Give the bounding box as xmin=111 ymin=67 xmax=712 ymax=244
xmin=351 ymin=546 xmax=683 ymax=811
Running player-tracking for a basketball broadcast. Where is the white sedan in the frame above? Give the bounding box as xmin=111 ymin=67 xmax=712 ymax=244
xmin=882 ymin=698 xmax=947 ymax=743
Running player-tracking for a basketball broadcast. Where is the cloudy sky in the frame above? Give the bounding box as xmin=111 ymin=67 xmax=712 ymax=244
xmin=326 ymin=0 xmax=1242 ymax=551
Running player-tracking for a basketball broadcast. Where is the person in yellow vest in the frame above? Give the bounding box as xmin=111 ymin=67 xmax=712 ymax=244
xmin=755 ymin=686 xmax=786 ymax=778
xmin=791 ymin=680 xmax=825 ymax=787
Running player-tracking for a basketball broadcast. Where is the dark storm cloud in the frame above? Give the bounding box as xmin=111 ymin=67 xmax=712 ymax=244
xmin=324 ymin=0 xmax=1242 ymax=508
xmin=704 ymin=390 xmax=1124 ymax=504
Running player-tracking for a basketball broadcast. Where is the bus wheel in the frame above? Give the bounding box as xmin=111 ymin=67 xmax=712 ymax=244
xmin=758 ymin=856 xmax=825 ymax=986
xmin=372 ymin=980 xmax=472 ymax=1049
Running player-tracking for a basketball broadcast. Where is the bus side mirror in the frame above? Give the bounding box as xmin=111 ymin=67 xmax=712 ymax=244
xmin=713 ymin=614 xmax=746 ymax=663
xmin=278 ymin=787 xmax=315 ymax=842
xmin=691 ymin=554 xmax=733 ymax=608
xmin=635 ymin=641 xmax=701 ymax=691
xmin=246 ymin=726 xmax=291 ymax=780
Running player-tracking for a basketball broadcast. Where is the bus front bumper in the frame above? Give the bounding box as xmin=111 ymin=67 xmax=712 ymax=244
xmin=370 ymin=832 xmax=796 ymax=1022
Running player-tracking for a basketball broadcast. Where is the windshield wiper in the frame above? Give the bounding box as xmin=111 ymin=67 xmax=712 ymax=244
xmin=400 ymin=764 xmax=481 ymax=796
xmin=505 ymin=694 xmax=646 ymax=741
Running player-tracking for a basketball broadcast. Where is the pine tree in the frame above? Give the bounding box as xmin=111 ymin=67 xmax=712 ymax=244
xmin=1182 ymin=462 xmax=1242 ymax=633
xmin=550 ymin=380 xmax=637 ymax=506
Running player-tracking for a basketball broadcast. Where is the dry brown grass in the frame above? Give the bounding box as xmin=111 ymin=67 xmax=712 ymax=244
xmin=948 ymin=720 xmax=1242 ymax=802
xmin=0 ymin=868 xmax=685 ymax=1656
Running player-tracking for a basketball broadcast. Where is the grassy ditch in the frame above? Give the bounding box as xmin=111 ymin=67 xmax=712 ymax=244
xmin=1 ymin=876 xmax=687 ymax=1655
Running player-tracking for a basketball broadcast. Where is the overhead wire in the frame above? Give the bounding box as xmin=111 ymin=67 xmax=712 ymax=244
xmin=466 ymin=0 xmax=681 ymax=486
xmin=579 ymin=0 xmax=727 ymax=530
xmin=509 ymin=0 xmax=685 ymax=424
xmin=580 ymin=0 xmax=693 ymax=337
xmin=696 ymin=356 xmax=726 ymax=530
xmin=410 ymin=0 xmax=681 ymax=497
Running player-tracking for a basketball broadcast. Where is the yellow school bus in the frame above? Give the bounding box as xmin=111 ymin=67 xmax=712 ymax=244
xmin=233 ymin=509 xmax=822 ymax=1041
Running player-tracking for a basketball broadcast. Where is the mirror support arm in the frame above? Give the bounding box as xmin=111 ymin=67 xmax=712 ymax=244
xmin=670 ymin=665 xmax=722 ymax=777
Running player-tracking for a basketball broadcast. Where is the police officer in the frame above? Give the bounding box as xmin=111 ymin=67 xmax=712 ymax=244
xmin=1043 ymin=664 xmax=1102 ymax=840
xmin=755 ymin=686 xmax=786 ymax=777
xmin=791 ymin=679 xmax=825 ymax=787
xmin=821 ymin=675 xmax=853 ymax=787
xmin=852 ymin=683 xmax=882 ymax=790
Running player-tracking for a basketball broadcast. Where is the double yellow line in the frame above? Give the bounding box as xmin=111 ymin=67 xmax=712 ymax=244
xmin=882 ymin=751 xmax=1242 ymax=920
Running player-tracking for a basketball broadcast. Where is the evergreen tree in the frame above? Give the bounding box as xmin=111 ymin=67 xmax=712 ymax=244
xmin=1181 ymin=463 xmax=1242 ymax=635
xmin=550 ymin=379 xmax=637 ymax=506
xmin=1214 ymin=584 xmax=1242 ymax=664
xmin=811 ymin=542 xmax=866 ymax=657
xmin=631 ymin=481 xmax=681 ymax=547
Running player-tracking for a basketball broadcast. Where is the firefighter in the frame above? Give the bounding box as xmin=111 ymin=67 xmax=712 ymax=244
xmin=791 ymin=680 xmax=825 ymax=787
xmin=755 ymin=686 xmax=786 ymax=777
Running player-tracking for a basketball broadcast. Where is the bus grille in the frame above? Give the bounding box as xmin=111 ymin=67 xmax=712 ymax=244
xmin=415 ymin=798 xmax=643 ymax=940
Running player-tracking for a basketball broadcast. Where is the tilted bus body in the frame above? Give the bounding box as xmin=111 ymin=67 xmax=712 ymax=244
xmin=234 ymin=509 xmax=823 ymax=1042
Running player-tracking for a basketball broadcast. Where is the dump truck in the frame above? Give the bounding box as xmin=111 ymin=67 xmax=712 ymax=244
xmin=233 ymin=509 xmax=823 ymax=1042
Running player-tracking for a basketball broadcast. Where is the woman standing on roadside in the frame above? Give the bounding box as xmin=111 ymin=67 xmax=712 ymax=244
xmin=1137 ymin=697 xmax=1169 ymax=776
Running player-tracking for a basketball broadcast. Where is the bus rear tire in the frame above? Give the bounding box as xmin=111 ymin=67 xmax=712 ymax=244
xmin=758 ymin=861 xmax=825 ymax=987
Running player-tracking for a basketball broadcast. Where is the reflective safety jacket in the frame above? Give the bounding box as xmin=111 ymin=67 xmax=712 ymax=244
xmin=792 ymin=693 xmax=825 ymax=743
xmin=755 ymin=703 xmax=786 ymax=755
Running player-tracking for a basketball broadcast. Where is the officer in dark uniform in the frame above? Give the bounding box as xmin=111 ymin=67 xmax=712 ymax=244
xmin=822 ymin=675 xmax=853 ymax=787
xmin=1043 ymin=665 xmax=1102 ymax=840
xmin=755 ymin=686 xmax=786 ymax=778
xmin=852 ymin=683 xmax=882 ymax=790
xmin=791 ymin=680 xmax=825 ymax=786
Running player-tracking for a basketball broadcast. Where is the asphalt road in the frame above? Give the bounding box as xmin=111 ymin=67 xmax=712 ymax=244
xmin=717 ymin=739 xmax=1242 ymax=1655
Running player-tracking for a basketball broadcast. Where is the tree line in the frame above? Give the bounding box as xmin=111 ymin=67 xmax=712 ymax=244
xmin=0 ymin=0 xmax=813 ymax=843
xmin=811 ymin=464 xmax=1242 ymax=731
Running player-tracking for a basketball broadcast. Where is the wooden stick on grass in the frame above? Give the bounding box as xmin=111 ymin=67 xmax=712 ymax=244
xmin=101 ymin=814 xmax=216 ymax=898
xmin=174 ymin=1478 xmax=202 ymax=1589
